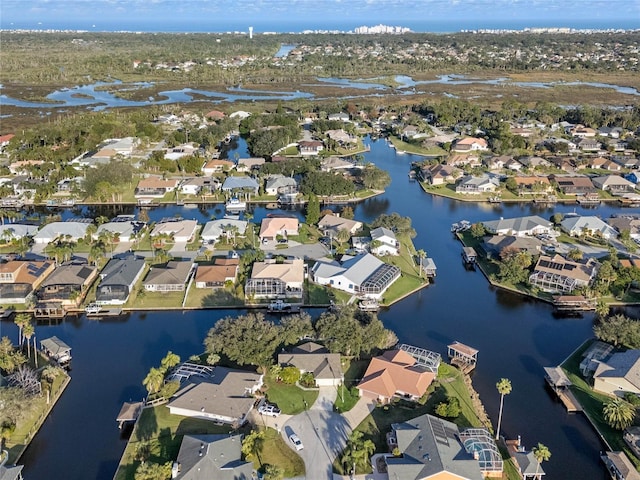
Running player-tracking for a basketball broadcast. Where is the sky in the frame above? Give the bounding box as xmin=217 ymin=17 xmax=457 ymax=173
xmin=1 ymin=0 xmax=639 ymax=31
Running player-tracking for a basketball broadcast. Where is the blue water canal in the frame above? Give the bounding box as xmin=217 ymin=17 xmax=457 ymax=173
xmin=3 ymin=137 xmax=632 ymax=479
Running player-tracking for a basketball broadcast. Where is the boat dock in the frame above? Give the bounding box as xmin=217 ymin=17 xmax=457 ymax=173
xmin=266 ymin=300 xmax=301 ymax=313
xmin=553 ymin=295 xmax=596 ymax=312
xmin=116 ymin=401 xmax=144 ymax=429
xmin=448 ymin=341 xmax=478 ymax=374
xmin=462 ymin=246 xmax=477 ymax=265
xmin=86 ymin=308 xmax=124 ymax=318
xmin=544 ymin=366 xmax=582 ymax=412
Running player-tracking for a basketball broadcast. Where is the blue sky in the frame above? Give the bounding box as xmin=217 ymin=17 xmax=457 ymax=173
xmin=2 ymin=0 xmax=638 ymax=31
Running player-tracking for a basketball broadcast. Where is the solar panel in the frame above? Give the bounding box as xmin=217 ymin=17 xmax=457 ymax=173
xmin=429 ymin=417 xmax=449 ymax=447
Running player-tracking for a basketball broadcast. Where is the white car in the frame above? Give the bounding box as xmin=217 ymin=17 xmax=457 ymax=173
xmin=289 ymin=433 xmax=304 ymax=451
xmin=258 ymin=404 xmax=281 ymax=417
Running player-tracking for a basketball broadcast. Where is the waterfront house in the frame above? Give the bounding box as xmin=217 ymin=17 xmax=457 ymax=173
xmin=205 ymin=109 xmax=226 ymax=121
xmin=0 ymin=260 xmax=55 ymax=304
xmin=220 ymin=176 xmax=259 ymax=194
xmin=452 ymin=137 xmax=489 ymax=152
xmin=143 ymin=260 xmax=194 ymax=292
xmin=505 ymin=438 xmax=546 ymax=479
xmin=551 ymin=175 xmax=596 ymax=195
xmin=592 ymin=175 xmax=637 ymax=195
xmin=386 ymin=414 xmax=502 ymax=480
xmin=310 ymin=253 xmax=400 ymax=300
xmin=455 ymin=175 xmax=500 ymax=195
xmin=164 ymin=143 xmax=199 ymax=161
xmin=265 ymin=175 xmax=297 ymax=196
xmin=328 ymin=112 xmax=350 ymax=122
xmin=200 ymin=219 xmax=248 ymax=244
xmin=150 ymin=218 xmax=199 ymax=243
xmin=179 ymin=177 xmax=218 ymax=196
xmin=561 ymin=215 xmax=618 ymax=239
xmin=168 ymin=365 xmax=263 ymax=426
xmin=33 ymin=221 xmax=91 ymax=244
xmin=483 ymin=235 xmax=543 ymax=258
xmin=96 ymin=217 xmax=145 ymax=243
xmin=95 ymin=255 xmax=146 ymax=305
xmin=245 ymin=258 xmax=304 ymax=300
xmin=577 ymin=137 xmax=601 ymax=151
xmin=602 ymin=451 xmax=640 ymax=480
xmin=513 ymin=176 xmax=553 ymax=196
xmin=593 ymin=350 xmax=640 ymax=396
xmin=0 ymin=463 xmax=24 ymax=480
xmin=317 ymin=214 xmax=363 ymax=235
xmin=357 ymin=349 xmax=436 ymax=404
xmin=277 ymin=341 xmax=343 ymax=387
xmin=518 ymin=156 xmax=551 ymax=169
xmin=483 ymin=155 xmax=510 ymax=170
xmin=445 ymin=153 xmax=482 ymax=168
xmin=134 ymin=178 xmax=179 ymax=198
xmin=326 ymin=129 xmax=357 ymax=145
xmin=320 ymin=156 xmax=354 ymax=172
xmin=482 ymin=215 xmax=553 ymax=237
xmin=194 ymin=258 xmax=239 ymax=288
xmin=529 ymin=254 xmax=599 ymax=293
xmin=370 ymin=226 xmax=399 ymax=256
xmin=201 ymin=159 xmax=234 ymax=175
xmin=173 ymin=434 xmax=252 ymax=480
xmin=37 ymin=262 xmax=98 ymax=306
xmin=298 ymin=140 xmax=324 ymax=156
xmin=418 ymin=164 xmax=461 ymax=186
xmin=236 ymin=157 xmax=266 ymax=172
xmin=258 ymin=217 xmax=299 ymax=241
xmin=0 ymin=224 xmax=38 ymax=242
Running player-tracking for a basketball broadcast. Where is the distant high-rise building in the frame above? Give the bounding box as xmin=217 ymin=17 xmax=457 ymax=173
xmin=249 ymin=26 xmax=253 ymax=39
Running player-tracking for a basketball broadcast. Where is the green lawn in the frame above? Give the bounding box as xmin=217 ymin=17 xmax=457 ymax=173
xmin=334 ymin=386 xmax=360 ymax=413
xmin=114 ymin=406 xmax=236 ymax=480
xmin=561 ymin=340 xmax=640 ymax=467
xmin=263 ymin=374 xmax=319 ymax=415
xmin=252 ymin=427 xmax=305 ymax=477
xmin=184 ymin=282 xmax=245 ymax=308
xmin=389 ymin=137 xmax=448 ymax=157
xmin=305 ymin=281 xmax=332 ymax=305
xmin=126 ymin=289 xmax=186 ymax=309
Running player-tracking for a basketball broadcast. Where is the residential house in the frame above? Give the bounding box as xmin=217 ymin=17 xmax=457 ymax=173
xmin=529 ymin=254 xmax=599 ymax=293
xmin=236 ymin=157 xmax=266 ymax=172
xmin=452 ymin=137 xmax=489 ymax=152
xmin=0 ymin=224 xmax=38 ymax=241
xmin=482 ymin=215 xmax=552 ymax=237
xmin=607 ymin=217 xmax=640 ymax=241
xmin=221 ymin=176 xmax=259 ymax=194
xmin=507 ymin=438 xmax=547 ymax=479
xmin=513 ymin=176 xmax=553 ymax=196
xmin=326 ymin=129 xmax=357 ymax=145
xmin=592 ymin=176 xmax=637 ymax=195
xmin=278 ymin=341 xmax=343 ymax=387
xmin=320 ymin=157 xmax=354 ymax=171
xmin=598 ymin=126 xmax=623 ymax=138
xmin=37 ymin=262 xmax=98 ymax=306
xmin=8 ymin=160 xmax=44 ymax=175
xmin=102 ymin=137 xmax=138 ymax=156
xmin=0 ymin=133 xmax=15 ymax=151
xmin=143 ymin=260 xmax=194 ymax=292
xmin=96 ymin=217 xmax=145 ymax=243
xmin=298 ymin=140 xmax=324 ymax=156
xmin=150 ymin=219 xmax=199 ymax=243
xmin=593 ymin=350 xmax=640 ymax=396
xmin=258 ymin=217 xmax=299 ymax=241
xmin=601 ymin=451 xmax=640 ymax=480
xmin=445 ymin=154 xmax=482 ymax=168
xmin=33 ymin=221 xmax=91 ymax=244
xmin=164 ymin=143 xmax=199 ymax=161
xmin=386 ymin=414 xmax=502 ymax=480
xmin=455 ymin=175 xmax=500 ymax=195
xmin=200 ymin=219 xmax=248 ymax=244
xmin=310 ymin=253 xmax=401 ymax=300
xmin=547 ymin=156 xmax=575 ymax=172
xmin=400 ymin=125 xmax=419 ymax=139
xmin=0 ymin=260 xmax=55 ymax=304
xmin=504 ymin=157 xmax=524 ymax=171
xmin=168 ymin=365 xmax=263 ymax=426
xmin=194 ymin=258 xmax=239 ymax=288
xmin=607 ymin=138 xmax=628 ymax=152
xmin=561 ymin=215 xmax=618 ymax=239
xmin=0 ymin=463 xmax=24 ymax=480
xmin=357 ymin=349 xmax=436 ymax=403
xmin=202 ymin=159 xmax=234 ymax=175
xmin=551 ymin=175 xmax=596 ymax=195
xmin=204 ymin=109 xmax=226 ymax=121
xmin=418 ymin=164 xmax=460 ymax=186
xmin=518 ymin=156 xmax=551 ymax=169
xmin=483 ymin=235 xmax=543 ymax=258
xmin=585 ymin=157 xmax=621 ymax=171
xmin=135 ymin=178 xmax=179 ymax=198
xmin=95 ymin=255 xmax=146 ymax=305
xmin=245 ymin=258 xmax=304 ymax=300
xmin=483 ymin=155 xmax=510 ymax=170
xmin=317 ymin=214 xmax=363 ymax=235
xmin=327 ymin=112 xmax=350 ymax=122
xmin=570 ymin=125 xmax=597 ymax=137
xmin=179 ymin=177 xmax=218 ymax=196
xmin=370 ymin=226 xmax=399 ymax=256
xmin=265 ymin=175 xmax=297 ymax=196
xmin=173 ymin=434 xmax=252 ymax=480
xmin=577 ymin=138 xmax=601 ymax=152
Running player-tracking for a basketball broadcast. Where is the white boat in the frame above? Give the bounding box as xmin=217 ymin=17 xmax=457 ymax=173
xmin=85 ymin=303 xmax=102 ymax=315
xmin=358 ymin=298 xmax=380 ymax=311
xmin=225 ymin=198 xmax=246 ymax=211
xmin=267 ymin=300 xmax=300 ymax=313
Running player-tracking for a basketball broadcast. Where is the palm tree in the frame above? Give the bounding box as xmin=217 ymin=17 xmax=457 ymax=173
xmin=495 ymin=377 xmax=512 ymax=440
xmin=22 ymin=321 xmax=35 ymax=359
xmin=532 ymin=443 xmax=551 ymax=479
xmin=417 ymin=249 xmax=426 ymax=278
xmin=142 ymin=367 xmax=165 ymax=395
xmin=14 ymin=313 xmax=31 ymax=347
xmin=603 ymin=397 xmax=636 ymax=430
xmin=160 ymin=351 xmax=180 ymax=373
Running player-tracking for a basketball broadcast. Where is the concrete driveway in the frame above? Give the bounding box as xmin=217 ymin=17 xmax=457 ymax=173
xmin=281 ymin=387 xmax=376 ymax=480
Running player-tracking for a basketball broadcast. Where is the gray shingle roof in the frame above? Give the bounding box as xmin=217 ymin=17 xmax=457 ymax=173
xmin=221 ymin=176 xmax=258 ymax=191
xmin=175 ymin=434 xmax=252 ymax=480
xmin=99 ymin=256 xmax=146 ymax=288
xmin=482 ymin=215 xmax=551 ymax=234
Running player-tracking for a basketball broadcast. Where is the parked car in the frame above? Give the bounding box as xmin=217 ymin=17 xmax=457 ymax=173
xmin=289 ymin=433 xmax=304 ymax=451
xmin=277 ymin=238 xmax=288 ymax=244
xmin=258 ymin=403 xmax=281 ymax=417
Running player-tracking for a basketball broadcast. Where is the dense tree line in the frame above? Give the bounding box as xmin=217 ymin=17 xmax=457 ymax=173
xmin=300 ymin=171 xmax=355 ymax=196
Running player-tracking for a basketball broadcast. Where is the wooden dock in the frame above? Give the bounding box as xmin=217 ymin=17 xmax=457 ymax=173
xmin=448 ymin=341 xmax=478 ymax=374
xmin=544 ymin=366 xmax=582 ymax=412
xmin=86 ymin=308 xmax=124 ymax=318
xmin=557 ymin=388 xmax=583 ymax=412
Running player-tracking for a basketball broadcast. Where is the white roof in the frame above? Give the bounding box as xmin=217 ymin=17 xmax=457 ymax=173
xmin=371 ymin=226 xmax=396 ymax=242
xmin=0 ymin=224 xmax=38 ymax=238
xmin=33 ymin=221 xmax=90 ymax=242
xmin=561 ymin=216 xmax=617 ymax=237
xmin=201 ymin=219 xmax=248 ymax=240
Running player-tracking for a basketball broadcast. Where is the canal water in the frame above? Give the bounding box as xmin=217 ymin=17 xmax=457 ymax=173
xmin=3 ymin=136 xmax=627 ymax=479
